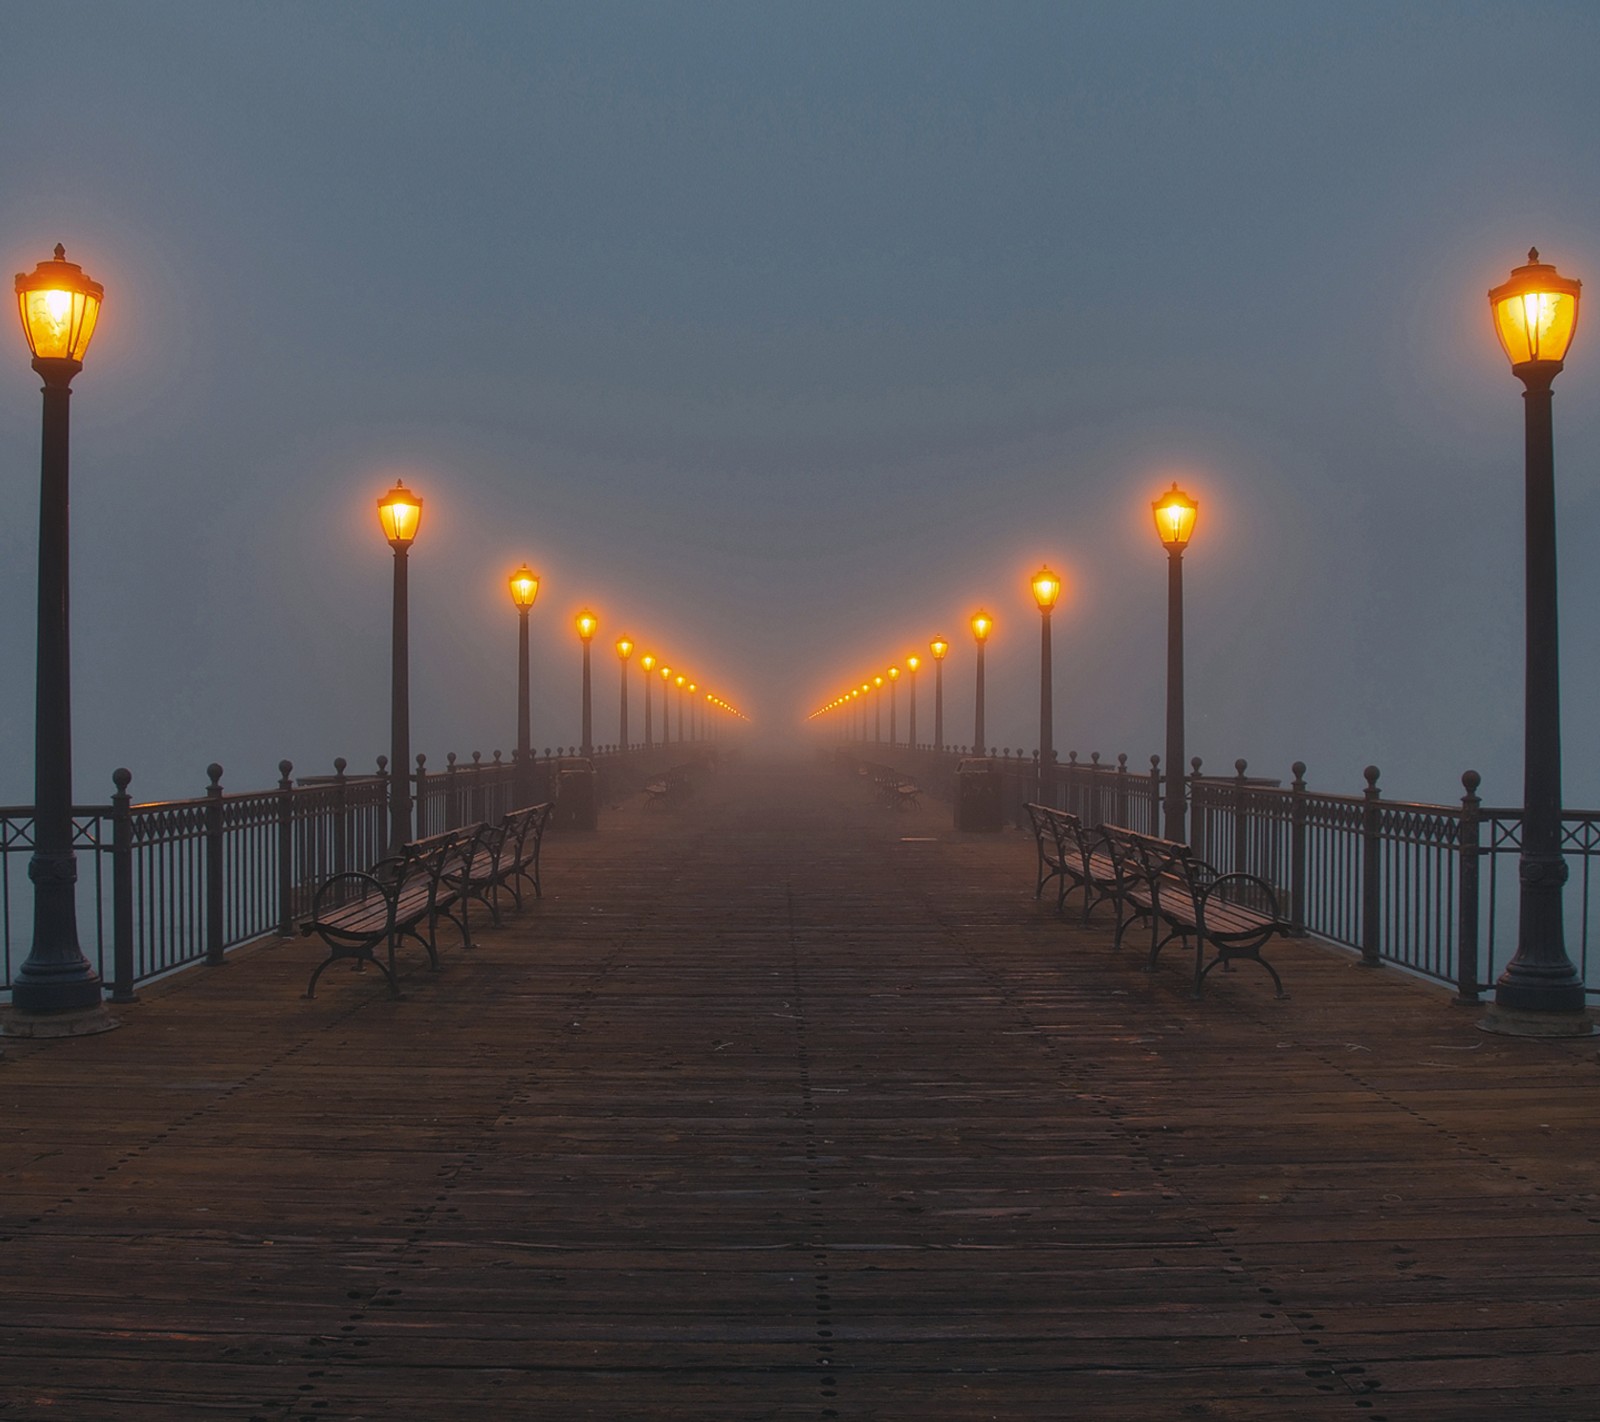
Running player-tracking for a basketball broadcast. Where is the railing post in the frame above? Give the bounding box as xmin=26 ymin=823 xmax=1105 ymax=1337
xmin=1289 ymin=761 xmax=1308 ymax=937
xmin=205 ymin=763 xmax=225 ymax=968
xmin=446 ymin=752 xmax=459 ymax=830
xmin=110 ymin=768 xmax=136 ymax=1003
xmin=1088 ymin=752 xmax=1102 ymax=829
xmin=471 ymin=751 xmax=485 ymax=824
xmin=414 ymin=753 xmax=429 ymax=839
xmin=1065 ymin=751 xmax=1079 ymax=820
xmin=1189 ymin=758 xmax=1205 ymax=860
xmin=1116 ymin=753 xmax=1129 ymax=829
xmin=276 ymin=760 xmax=294 ymax=938
xmin=1232 ymin=759 xmax=1249 ymax=875
xmin=1457 ymin=770 xmax=1483 ymax=1005
xmin=1361 ymin=764 xmax=1383 ymax=968
xmin=333 ymin=757 xmax=348 ymax=876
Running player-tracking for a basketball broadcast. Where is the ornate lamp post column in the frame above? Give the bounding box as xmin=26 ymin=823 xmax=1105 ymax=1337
xmin=640 ymin=653 xmax=656 ymax=748
xmin=1484 ymin=249 xmax=1592 ymax=1034
xmin=1152 ymin=484 xmax=1198 ymax=842
xmin=378 ymin=481 xmax=423 ymax=853
xmin=660 ymin=665 xmax=672 ymax=745
xmin=930 ymin=637 xmax=949 ymax=751
xmin=615 ymin=636 xmax=633 ymax=750
xmin=905 ymin=655 xmax=920 ymax=747
xmin=1031 ymin=567 xmax=1062 ymax=798
xmin=970 ymin=611 xmax=993 ymax=755
xmin=509 ymin=565 xmax=539 ymax=803
xmin=9 ymin=245 xmax=108 ymax=1024
xmin=872 ymin=675 xmax=884 ymax=742
xmin=674 ymin=674 xmax=686 ymax=742
xmin=575 ymin=610 xmax=598 ymax=756
xmin=887 ymin=666 xmax=901 ymax=746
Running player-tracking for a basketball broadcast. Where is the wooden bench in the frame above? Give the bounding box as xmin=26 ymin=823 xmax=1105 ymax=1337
xmin=1024 ymin=804 xmax=1120 ymax=923
xmin=300 ymin=824 xmax=479 ymax=999
xmin=1100 ymin=824 xmax=1290 ymax=999
xmin=867 ymin=765 xmax=921 ymax=810
xmin=499 ymin=801 xmax=553 ymax=905
xmin=644 ymin=767 xmax=693 ymax=806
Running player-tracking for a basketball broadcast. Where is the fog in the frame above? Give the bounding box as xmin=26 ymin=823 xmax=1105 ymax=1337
xmin=3 ymin=1 xmax=1600 ymax=809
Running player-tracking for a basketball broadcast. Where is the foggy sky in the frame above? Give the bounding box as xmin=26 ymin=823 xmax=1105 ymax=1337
xmin=4 ymin=0 xmax=1600 ymax=808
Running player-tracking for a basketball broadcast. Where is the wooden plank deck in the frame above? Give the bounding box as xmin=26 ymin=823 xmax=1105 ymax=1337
xmin=3 ymin=754 xmax=1599 ymax=1420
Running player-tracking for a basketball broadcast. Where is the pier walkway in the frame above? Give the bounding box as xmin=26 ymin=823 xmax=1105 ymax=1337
xmin=3 ymin=756 xmax=1599 ymax=1420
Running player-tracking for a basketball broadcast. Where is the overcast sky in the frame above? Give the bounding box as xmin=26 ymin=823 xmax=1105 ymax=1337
xmin=4 ymin=0 xmax=1600 ymax=806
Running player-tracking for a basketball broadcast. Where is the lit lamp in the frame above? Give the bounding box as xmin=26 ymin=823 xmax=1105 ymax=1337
xmin=575 ymin=609 xmax=598 ymax=756
xmin=675 ymin=673 xmax=687 ymax=742
xmin=930 ymin=637 xmax=949 ymax=752
xmin=640 ymin=653 xmax=657 ymax=749
xmin=688 ymin=681 xmax=698 ymax=740
xmin=1483 ymin=249 xmax=1591 ymax=1032
xmin=1149 ymin=480 xmax=1198 ymax=841
xmin=887 ymin=666 xmax=901 ymax=746
xmin=9 ymin=245 xmax=108 ymax=1023
xmin=377 ymin=480 xmax=423 ymax=853
xmin=872 ymin=674 xmax=884 ymax=743
xmin=971 ymin=610 xmax=993 ymax=756
xmin=509 ymin=564 xmax=540 ymax=803
xmin=1030 ymin=567 xmax=1062 ymax=797
xmin=616 ymin=636 xmax=634 ymax=751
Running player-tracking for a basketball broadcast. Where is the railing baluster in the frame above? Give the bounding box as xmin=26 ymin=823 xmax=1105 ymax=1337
xmin=1457 ymin=771 xmax=1482 ymax=1004
xmin=205 ymin=764 xmax=225 ymax=968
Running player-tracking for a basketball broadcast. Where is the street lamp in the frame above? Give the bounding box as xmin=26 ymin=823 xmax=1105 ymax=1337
xmin=616 ymin=636 xmax=634 ymax=750
xmin=9 ymin=244 xmax=107 ymax=1022
xmin=930 ymin=637 xmax=949 ymax=752
xmin=688 ymin=682 xmax=698 ymax=740
xmin=640 ymin=653 xmax=656 ymax=748
xmin=509 ymin=564 xmax=540 ymax=802
xmin=674 ymin=674 xmax=686 ymax=741
xmin=906 ymin=654 xmax=920 ymax=747
xmin=872 ymin=674 xmax=884 ymax=742
xmin=887 ymin=666 xmax=901 ymax=746
xmin=1030 ymin=567 xmax=1062 ymax=797
xmin=575 ymin=610 xmax=598 ymax=756
xmin=1153 ymin=481 xmax=1199 ymax=842
xmin=378 ymin=480 xmax=423 ymax=852
xmin=1484 ymin=248 xmax=1591 ymax=1033
xmin=970 ymin=611 xmax=993 ymax=755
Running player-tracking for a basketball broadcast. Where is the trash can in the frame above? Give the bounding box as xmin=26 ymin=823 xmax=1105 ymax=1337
xmin=955 ymin=756 xmax=1003 ymax=832
xmin=553 ymin=756 xmax=598 ymax=830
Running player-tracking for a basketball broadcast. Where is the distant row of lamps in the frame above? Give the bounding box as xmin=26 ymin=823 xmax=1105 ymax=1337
xmin=373 ymin=483 xmax=743 ymax=849
xmin=5 ymin=241 xmax=1589 ymax=1037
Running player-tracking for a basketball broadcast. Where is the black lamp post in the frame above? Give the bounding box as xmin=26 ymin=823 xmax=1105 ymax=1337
xmin=616 ymin=636 xmax=633 ymax=750
xmin=906 ymin=654 xmax=920 ymax=747
xmin=660 ymin=665 xmax=672 ymax=746
xmin=872 ymin=675 xmax=883 ymax=742
xmin=1484 ymin=249 xmax=1592 ymax=1034
xmin=888 ymin=666 xmax=901 ymax=745
xmin=576 ymin=609 xmax=597 ymax=756
xmin=1152 ymin=485 xmax=1198 ymax=843
xmin=509 ymin=564 xmax=539 ymax=804
xmin=971 ymin=611 xmax=993 ymax=755
xmin=8 ymin=245 xmax=108 ymax=1024
xmin=378 ymin=480 xmax=422 ymax=853
xmin=930 ymin=637 xmax=949 ymax=751
xmin=675 ymin=674 xmax=686 ymax=742
xmin=1030 ymin=568 xmax=1061 ymax=797
xmin=640 ymin=653 xmax=656 ymax=749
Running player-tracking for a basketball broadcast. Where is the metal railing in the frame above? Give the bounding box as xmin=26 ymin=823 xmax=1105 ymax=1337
xmin=844 ymin=740 xmax=1600 ymax=1002
xmin=0 ymin=741 xmax=708 ymax=1003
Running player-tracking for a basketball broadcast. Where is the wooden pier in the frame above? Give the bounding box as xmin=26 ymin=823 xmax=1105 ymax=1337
xmin=3 ymin=756 xmax=1598 ymax=1419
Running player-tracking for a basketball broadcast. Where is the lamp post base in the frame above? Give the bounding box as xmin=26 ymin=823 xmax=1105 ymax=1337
xmin=1 ymin=1002 xmax=118 ymax=1038
xmin=1478 ymin=1003 xmax=1594 ymax=1039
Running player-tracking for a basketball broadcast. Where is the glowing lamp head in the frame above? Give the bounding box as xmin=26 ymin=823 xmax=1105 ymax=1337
xmin=1490 ymin=249 xmax=1581 ymax=371
xmin=873 ymin=675 xmax=883 ymax=688
xmin=930 ymin=637 xmax=949 ymax=661
xmin=675 ymin=674 xmax=685 ymax=688
xmin=907 ymin=654 xmax=920 ymax=672
xmin=15 ymin=244 xmax=103 ymax=365
xmin=508 ymin=564 xmax=539 ymax=609
xmin=688 ymin=682 xmax=697 ymax=692
xmin=971 ymin=610 xmax=993 ymax=644
xmin=640 ymin=652 xmax=656 ymax=673
xmin=616 ymin=636 xmax=634 ymax=661
xmin=377 ymin=481 xmax=423 ymax=548
xmin=888 ymin=666 xmax=900 ymax=682
xmin=576 ymin=609 xmax=598 ymax=642
xmin=1030 ymin=566 xmax=1062 ymax=612
xmin=660 ymin=664 xmax=671 ymax=681
xmin=1152 ymin=483 xmax=1199 ymax=550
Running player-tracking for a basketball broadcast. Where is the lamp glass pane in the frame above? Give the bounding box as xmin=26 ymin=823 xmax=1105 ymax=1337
xmin=20 ymin=286 xmax=101 ymax=361
xmin=1494 ymin=289 xmax=1578 ymax=366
